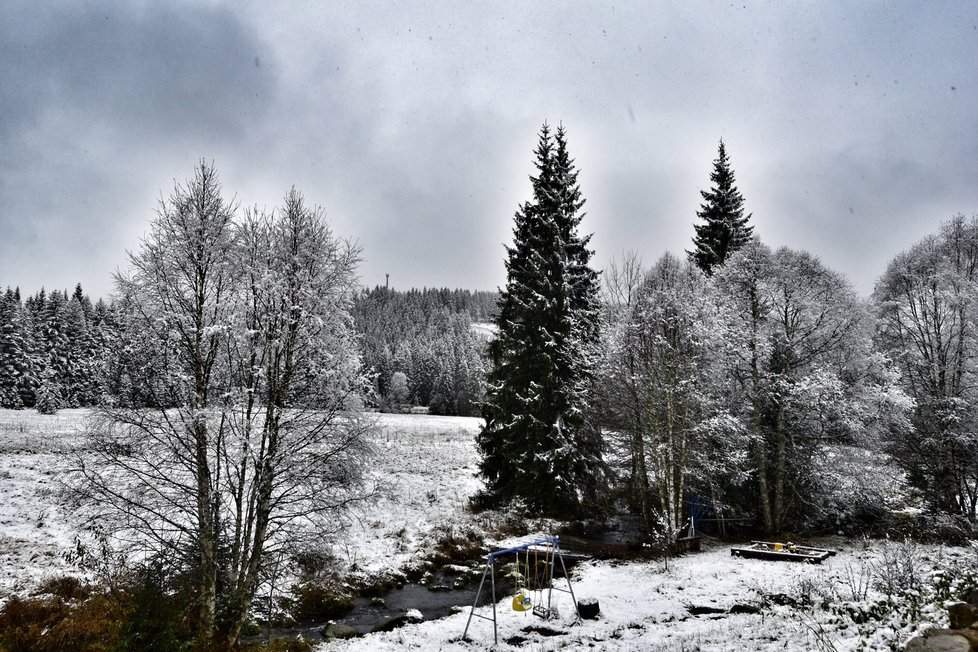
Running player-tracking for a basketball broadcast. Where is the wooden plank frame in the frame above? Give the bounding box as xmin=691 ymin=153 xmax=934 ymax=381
xmin=730 ymin=540 xmax=836 ymax=564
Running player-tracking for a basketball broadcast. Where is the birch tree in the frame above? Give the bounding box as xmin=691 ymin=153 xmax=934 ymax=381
xmin=599 ymin=253 xmax=743 ymax=540
xmin=74 ymin=164 xmax=372 ymax=647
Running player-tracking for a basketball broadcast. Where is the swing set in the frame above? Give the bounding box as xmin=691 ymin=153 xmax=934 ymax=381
xmin=462 ymin=536 xmax=580 ymax=644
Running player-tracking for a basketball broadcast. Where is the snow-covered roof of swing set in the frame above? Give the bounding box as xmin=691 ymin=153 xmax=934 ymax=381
xmin=484 ymin=536 xmax=562 ymax=562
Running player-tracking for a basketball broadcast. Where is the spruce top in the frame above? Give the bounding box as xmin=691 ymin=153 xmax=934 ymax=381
xmin=688 ymin=139 xmax=754 ymax=275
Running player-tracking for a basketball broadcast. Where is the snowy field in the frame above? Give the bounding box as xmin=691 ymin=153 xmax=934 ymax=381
xmin=0 ymin=409 xmax=87 ymax=598
xmin=0 ymin=409 xmax=969 ymax=650
xmin=335 ymin=412 xmax=485 ymax=578
xmin=0 ymin=409 xmax=486 ymax=598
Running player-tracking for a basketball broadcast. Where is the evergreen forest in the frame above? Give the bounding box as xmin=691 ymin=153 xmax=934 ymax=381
xmin=0 ymin=283 xmax=497 ymax=417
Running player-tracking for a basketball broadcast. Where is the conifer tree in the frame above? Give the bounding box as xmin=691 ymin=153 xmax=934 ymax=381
xmin=0 ymin=289 xmax=34 ymax=408
xmin=688 ymin=140 xmax=754 ymax=275
xmin=477 ymin=123 xmax=604 ymax=517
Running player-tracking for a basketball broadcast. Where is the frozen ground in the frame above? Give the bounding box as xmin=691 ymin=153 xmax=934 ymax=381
xmin=0 ymin=409 xmax=969 ymax=650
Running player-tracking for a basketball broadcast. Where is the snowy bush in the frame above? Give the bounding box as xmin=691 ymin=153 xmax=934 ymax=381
xmin=871 ymin=537 xmax=924 ymax=599
xmin=808 ymin=445 xmax=901 ymax=535
xmin=931 ymin=542 xmax=978 ymax=604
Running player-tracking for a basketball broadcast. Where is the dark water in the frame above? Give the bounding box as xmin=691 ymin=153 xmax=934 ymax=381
xmin=338 ymin=583 xmax=480 ymax=633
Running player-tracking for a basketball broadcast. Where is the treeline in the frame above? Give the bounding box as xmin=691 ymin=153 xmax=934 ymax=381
xmin=598 ymin=245 xmax=903 ymax=536
xmin=0 ymin=282 xmax=498 ymax=417
xmin=598 ymin=217 xmax=978 ymax=537
xmin=351 ymin=286 xmax=497 ymax=416
xmin=0 ymin=285 xmax=118 ymax=410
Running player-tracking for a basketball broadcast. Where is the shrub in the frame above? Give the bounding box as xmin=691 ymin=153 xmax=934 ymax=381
xmin=0 ymin=591 xmax=121 ymax=652
xmin=285 ymin=551 xmax=356 ymax=622
xmin=0 ymin=567 xmax=188 ymax=652
xmin=870 ymin=537 xmax=924 ymax=600
xmin=285 ymin=582 xmax=356 ymax=622
xmin=114 ymin=563 xmax=186 ymax=652
xmin=241 ymin=638 xmax=314 ymax=652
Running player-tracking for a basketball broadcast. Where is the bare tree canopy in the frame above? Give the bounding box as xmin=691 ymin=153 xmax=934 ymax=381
xmin=71 ymin=162 xmax=374 ymax=647
xmin=875 ymin=214 xmax=978 ymax=517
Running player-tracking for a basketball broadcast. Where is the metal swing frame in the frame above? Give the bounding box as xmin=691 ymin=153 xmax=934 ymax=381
xmin=462 ymin=536 xmax=580 ymax=644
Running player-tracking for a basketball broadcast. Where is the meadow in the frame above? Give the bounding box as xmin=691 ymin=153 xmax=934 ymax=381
xmin=0 ymin=409 xmax=972 ymax=651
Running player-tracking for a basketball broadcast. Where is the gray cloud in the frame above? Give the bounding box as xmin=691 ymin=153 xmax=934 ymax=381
xmin=1 ymin=2 xmax=273 ymax=142
xmin=1 ymin=1 xmax=977 ymax=298
xmin=0 ymin=1 xmax=273 ymax=296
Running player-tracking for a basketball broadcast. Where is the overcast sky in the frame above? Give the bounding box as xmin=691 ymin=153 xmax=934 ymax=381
xmin=2 ymin=1 xmax=976 ymax=299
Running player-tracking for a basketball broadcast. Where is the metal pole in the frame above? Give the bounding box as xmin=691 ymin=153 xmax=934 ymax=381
xmin=490 ymin=556 xmax=498 ymax=644
xmin=463 ymin=559 xmax=491 ymax=641
xmin=546 ymin=542 xmax=555 ymax=617
xmin=558 ymin=549 xmax=581 ymax=619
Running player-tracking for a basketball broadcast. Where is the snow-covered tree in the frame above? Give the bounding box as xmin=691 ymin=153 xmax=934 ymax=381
xmin=350 ymin=287 xmax=493 ymax=414
xmin=597 ymin=253 xmax=744 ymax=540
xmin=75 ymin=165 xmax=373 ymax=647
xmin=875 ymin=215 xmax=978 ymax=516
xmin=717 ymin=241 xmax=883 ymax=533
xmin=477 ymin=123 xmax=605 ymax=517
xmin=429 ymin=313 xmax=485 ymax=416
xmin=389 ymin=371 xmax=410 ymax=406
xmin=0 ymin=288 xmax=35 ymax=408
xmin=63 ymin=292 xmax=103 ymax=406
xmin=688 ymin=140 xmax=754 ymax=275
xmin=34 ymin=370 xmax=63 ymax=415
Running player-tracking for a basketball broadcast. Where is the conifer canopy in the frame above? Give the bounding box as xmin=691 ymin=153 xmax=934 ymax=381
xmin=477 ymin=123 xmax=604 ymax=517
xmin=688 ymin=140 xmax=754 ymax=275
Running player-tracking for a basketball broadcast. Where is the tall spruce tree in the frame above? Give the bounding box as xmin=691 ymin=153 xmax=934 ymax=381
xmin=477 ymin=123 xmax=604 ymax=517
xmin=688 ymin=139 xmax=754 ymax=275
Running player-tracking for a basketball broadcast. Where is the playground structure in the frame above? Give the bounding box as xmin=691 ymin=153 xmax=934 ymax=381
xmin=462 ymin=536 xmax=580 ymax=644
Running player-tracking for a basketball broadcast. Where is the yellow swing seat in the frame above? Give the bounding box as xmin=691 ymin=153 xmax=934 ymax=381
xmin=512 ymin=589 xmax=532 ymax=611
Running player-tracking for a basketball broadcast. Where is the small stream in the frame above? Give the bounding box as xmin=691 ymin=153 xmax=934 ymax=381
xmin=256 ymin=583 xmax=481 ymax=642
xmin=255 ymin=532 xmax=614 ymax=643
xmin=341 ymin=583 xmax=480 ymax=631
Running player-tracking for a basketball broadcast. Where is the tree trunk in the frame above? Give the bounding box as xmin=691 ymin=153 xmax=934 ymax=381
xmin=635 ymin=429 xmax=653 ymax=532
xmin=747 ymin=286 xmax=774 ymax=534
xmin=754 ymin=433 xmax=773 ymax=533
xmin=194 ymin=417 xmax=218 ymax=644
xmin=751 ymin=366 xmax=774 ymax=533
xmin=773 ymin=402 xmax=786 ymax=534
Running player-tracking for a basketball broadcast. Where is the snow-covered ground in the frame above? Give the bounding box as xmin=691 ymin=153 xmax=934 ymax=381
xmin=0 ymin=409 xmax=486 ymax=599
xmin=0 ymin=409 xmax=968 ymax=650
xmin=335 ymin=412 xmax=485 ymax=577
xmin=0 ymin=409 xmax=87 ymax=598
xmin=318 ymin=536 xmax=968 ymax=651
xmin=318 ymin=541 xmax=812 ymax=651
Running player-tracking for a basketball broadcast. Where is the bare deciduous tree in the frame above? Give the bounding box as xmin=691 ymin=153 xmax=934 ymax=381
xmin=73 ymin=163 xmax=373 ymax=647
xmin=875 ymin=214 xmax=978 ymax=516
xmin=598 ymin=253 xmax=743 ymax=540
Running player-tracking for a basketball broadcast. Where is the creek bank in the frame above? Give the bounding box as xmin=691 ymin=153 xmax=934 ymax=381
xmin=257 ymin=524 xmax=689 ymax=644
